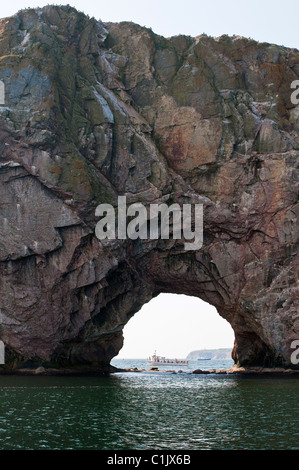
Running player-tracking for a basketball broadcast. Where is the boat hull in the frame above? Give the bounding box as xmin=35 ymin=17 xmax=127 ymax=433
xmin=148 ymin=362 xmax=188 ymax=366
xmin=147 ymin=352 xmax=188 ymax=367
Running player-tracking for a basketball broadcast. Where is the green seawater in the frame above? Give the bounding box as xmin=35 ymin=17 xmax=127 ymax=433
xmin=0 ymin=369 xmax=298 ymax=450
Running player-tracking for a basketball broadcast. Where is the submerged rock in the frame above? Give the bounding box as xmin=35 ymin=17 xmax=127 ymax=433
xmin=0 ymin=5 xmax=298 ymax=371
xmin=192 ymin=369 xmax=211 ymax=375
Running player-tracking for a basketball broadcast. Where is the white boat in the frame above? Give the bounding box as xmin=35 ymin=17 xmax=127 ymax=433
xmin=147 ymin=351 xmax=189 ymax=366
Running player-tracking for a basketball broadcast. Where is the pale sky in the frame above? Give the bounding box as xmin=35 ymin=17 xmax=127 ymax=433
xmin=1 ymin=1 xmax=297 ymax=358
xmin=1 ymin=0 xmax=299 ymax=49
xmin=119 ymin=294 xmax=234 ymax=359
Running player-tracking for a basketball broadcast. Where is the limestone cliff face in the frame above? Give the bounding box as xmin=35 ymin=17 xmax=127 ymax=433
xmin=0 ymin=5 xmax=298 ymax=369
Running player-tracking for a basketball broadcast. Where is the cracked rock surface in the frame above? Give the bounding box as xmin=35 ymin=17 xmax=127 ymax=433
xmin=0 ymin=5 xmax=298 ymax=370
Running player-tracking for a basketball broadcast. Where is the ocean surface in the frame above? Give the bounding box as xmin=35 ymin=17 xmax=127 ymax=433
xmin=0 ymin=357 xmax=298 ymax=450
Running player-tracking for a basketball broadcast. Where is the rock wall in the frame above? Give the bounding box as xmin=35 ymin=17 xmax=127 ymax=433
xmin=0 ymin=5 xmax=298 ymax=369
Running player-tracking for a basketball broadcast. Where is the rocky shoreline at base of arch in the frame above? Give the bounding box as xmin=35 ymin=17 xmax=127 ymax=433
xmin=1 ymin=364 xmax=298 ymax=376
xmin=119 ymin=365 xmax=299 ymax=376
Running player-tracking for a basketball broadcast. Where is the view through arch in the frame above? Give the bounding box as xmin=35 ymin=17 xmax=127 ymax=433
xmin=112 ymin=294 xmax=235 ymax=370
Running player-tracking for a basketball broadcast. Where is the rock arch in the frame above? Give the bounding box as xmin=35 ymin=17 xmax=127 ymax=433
xmin=0 ymin=6 xmax=298 ymax=370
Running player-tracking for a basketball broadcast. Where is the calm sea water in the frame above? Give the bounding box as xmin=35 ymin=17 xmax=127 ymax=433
xmin=0 ymin=358 xmax=298 ymax=450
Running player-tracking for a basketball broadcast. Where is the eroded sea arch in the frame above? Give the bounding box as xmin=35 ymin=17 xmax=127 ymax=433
xmin=0 ymin=5 xmax=298 ymax=371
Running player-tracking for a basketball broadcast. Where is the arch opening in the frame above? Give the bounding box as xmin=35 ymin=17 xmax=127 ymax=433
xmin=111 ymin=293 xmax=235 ymax=371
